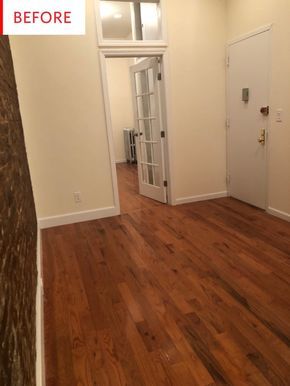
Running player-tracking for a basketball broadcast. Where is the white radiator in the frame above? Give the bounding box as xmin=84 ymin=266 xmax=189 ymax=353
xmin=123 ymin=128 xmax=137 ymax=163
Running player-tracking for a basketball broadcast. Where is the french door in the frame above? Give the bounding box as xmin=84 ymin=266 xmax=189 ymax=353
xmin=130 ymin=57 xmax=167 ymax=203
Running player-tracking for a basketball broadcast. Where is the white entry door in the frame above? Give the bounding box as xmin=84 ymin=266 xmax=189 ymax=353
xmin=130 ymin=57 xmax=167 ymax=203
xmin=227 ymin=29 xmax=270 ymax=209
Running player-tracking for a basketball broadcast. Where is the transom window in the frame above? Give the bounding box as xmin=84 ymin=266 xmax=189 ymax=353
xmin=98 ymin=0 xmax=163 ymax=42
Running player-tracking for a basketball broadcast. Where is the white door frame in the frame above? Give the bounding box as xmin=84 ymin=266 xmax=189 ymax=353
xmin=99 ymin=48 xmax=175 ymax=215
xmin=226 ymin=24 xmax=273 ymax=211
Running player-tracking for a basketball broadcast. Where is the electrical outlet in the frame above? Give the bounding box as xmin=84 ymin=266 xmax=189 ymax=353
xmin=73 ymin=191 xmax=82 ymax=203
xmin=276 ymin=108 xmax=283 ymax=123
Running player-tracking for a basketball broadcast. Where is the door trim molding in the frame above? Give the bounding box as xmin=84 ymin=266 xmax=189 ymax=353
xmin=228 ymin=24 xmax=273 ymax=46
xmin=99 ymin=48 xmax=175 ymax=206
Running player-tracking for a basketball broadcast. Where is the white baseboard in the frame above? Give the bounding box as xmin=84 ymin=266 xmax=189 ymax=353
xmin=115 ymin=159 xmax=127 ymax=164
xmin=38 ymin=206 xmax=119 ymax=229
xmin=36 ymin=228 xmax=45 ymax=386
xmin=175 ymin=191 xmax=228 ymax=205
xmin=267 ymin=207 xmax=290 ymax=222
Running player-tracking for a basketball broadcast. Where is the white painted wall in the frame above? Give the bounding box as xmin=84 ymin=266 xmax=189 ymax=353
xmin=227 ymin=0 xmax=290 ymax=216
xmin=167 ymin=0 xmax=227 ymax=202
xmin=10 ymin=0 xmax=114 ymax=220
xmin=10 ymin=0 xmax=228 ymax=222
xmin=106 ymin=58 xmax=135 ymax=163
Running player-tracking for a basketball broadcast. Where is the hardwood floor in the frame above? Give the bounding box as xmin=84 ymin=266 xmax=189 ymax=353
xmin=43 ymin=173 xmax=290 ymax=385
xmin=116 ymin=162 xmax=161 ymax=214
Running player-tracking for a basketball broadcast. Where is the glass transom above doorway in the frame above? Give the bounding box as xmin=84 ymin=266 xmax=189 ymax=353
xmin=98 ymin=0 xmax=165 ymax=43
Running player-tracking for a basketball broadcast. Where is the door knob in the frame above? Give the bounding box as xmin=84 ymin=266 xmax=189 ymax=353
xmin=258 ymin=129 xmax=266 ymax=145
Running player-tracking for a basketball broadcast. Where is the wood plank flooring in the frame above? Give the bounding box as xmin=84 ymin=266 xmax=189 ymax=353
xmin=43 ymin=166 xmax=290 ymax=385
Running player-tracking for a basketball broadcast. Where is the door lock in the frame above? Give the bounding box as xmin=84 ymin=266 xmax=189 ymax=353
xmin=260 ymin=106 xmax=269 ymax=116
xmin=258 ymin=129 xmax=266 ymax=145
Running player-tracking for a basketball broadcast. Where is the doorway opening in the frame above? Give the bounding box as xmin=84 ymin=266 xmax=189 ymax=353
xmin=100 ymin=52 xmax=172 ymax=215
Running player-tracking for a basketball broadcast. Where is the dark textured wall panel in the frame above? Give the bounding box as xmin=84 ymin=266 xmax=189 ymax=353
xmin=0 ymin=36 xmax=37 ymax=386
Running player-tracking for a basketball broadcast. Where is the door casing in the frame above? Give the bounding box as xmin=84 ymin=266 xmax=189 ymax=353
xmin=99 ymin=48 xmax=175 ymax=215
xmin=226 ymin=24 xmax=272 ymax=210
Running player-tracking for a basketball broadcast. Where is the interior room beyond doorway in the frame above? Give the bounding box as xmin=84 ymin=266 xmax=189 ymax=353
xmin=105 ymin=55 xmax=168 ymax=214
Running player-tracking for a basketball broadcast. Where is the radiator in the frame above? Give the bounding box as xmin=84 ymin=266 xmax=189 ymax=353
xmin=123 ymin=128 xmax=137 ymax=163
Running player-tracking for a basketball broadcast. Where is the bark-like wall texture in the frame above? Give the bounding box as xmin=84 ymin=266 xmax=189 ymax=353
xmin=0 ymin=36 xmax=37 ymax=386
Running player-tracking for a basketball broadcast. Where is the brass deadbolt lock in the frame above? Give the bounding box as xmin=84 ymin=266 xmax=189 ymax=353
xmin=260 ymin=106 xmax=269 ymax=116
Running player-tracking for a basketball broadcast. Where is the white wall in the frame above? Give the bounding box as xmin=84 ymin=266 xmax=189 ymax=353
xmin=227 ymin=0 xmax=290 ymax=216
xmin=10 ymin=0 xmax=115 ymax=222
xmin=10 ymin=0 xmax=228 ymax=224
xmin=166 ymin=0 xmax=227 ymax=203
xmin=106 ymin=58 xmax=135 ymax=163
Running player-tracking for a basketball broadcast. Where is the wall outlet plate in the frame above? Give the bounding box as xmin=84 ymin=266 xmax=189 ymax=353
xmin=276 ymin=108 xmax=283 ymax=123
xmin=73 ymin=191 xmax=82 ymax=203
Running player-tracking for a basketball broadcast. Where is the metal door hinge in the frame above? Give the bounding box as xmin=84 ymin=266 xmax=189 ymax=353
xmin=161 ymin=131 xmax=165 ymax=138
xmin=164 ymin=180 xmax=168 ymax=187
xmin=158 ymin=72 xmax=162 ymax=81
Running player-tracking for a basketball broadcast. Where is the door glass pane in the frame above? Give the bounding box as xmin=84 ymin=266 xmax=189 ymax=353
xmin=148 ymin=68 xmax=154 ymax=93
xmin=154 ymin=166 xmax=160 ymax=186
xmin=141 ymin=163 xmax=149 ymax=184
xmin=150 ymin=118 xmax=159 ymax=141
xmin=140 ymin=142 xmax=158 ymax=164
xmin=136 ymin=95 xmax=150 ymax=118
xmin=140 ymin=143 xmax=152 ymax=164
xmin=147 ymin=165 xmax=154 ymax=185
xmin=135 ymin=72 xmax=142 ymax=95
xmin=149 ymin=94 xmax=156 ymax=117
xmin=138 ymin=119 xmax=152 ymax=141
xmin=135 ymin=71 xmax=148 ymax=95
xmin=140 ymin=3 xmax=161 ymax=40
xmin=141 ymin=164 xmax=160 ymax=187
xmin=136 ymin=97 xmax=144 ymax=119
xmin=138 ymin=119 xmax=145 ymax=136
xmin=99 ymin=1 xmax=162 ymax=41
xmin=143 ymin=119 xmax=152 ymax=141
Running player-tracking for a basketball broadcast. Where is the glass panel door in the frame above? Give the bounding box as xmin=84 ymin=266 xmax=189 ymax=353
xmin=130 ymin=57 xmax=166 ymax=203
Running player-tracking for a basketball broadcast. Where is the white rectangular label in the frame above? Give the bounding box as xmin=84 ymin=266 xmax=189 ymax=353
xmin=3 ymin=0 xmax=85 ymax=35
